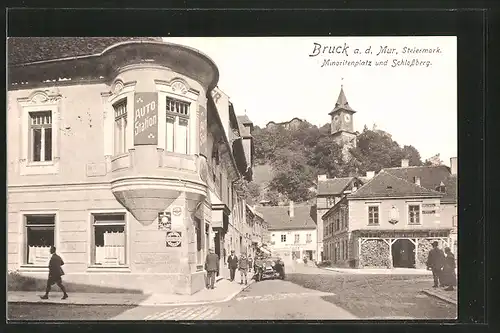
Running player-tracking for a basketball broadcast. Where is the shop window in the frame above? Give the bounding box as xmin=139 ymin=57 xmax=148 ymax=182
xmin=91 ymin=214 xmax=126 ymax=266
xmin=408 ymin=205 xmax=421 ymax=225
xmin=24 ymin=214 xmax=55 ymax=266
xmin=281 ymin=234 xmax=286 ymax=242
xmin=166 ymin=97 xmax=190 ymax=154
xmin=113 ymin=100 xmax=128 ymax=155
xmin=294 ymin=234 xmax=300 ymax=244
xmin=368 ymin=206 xmax=379 ymax=225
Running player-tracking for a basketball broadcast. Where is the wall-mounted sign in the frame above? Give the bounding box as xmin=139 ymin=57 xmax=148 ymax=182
xmin=422 ymin=210 xmax=437 ymax=214
xmin=166 ymin=231 xmax=182 ymax=247
xmin=172 ymin=206 xmax=182 ymax=216
xmin=134 ymin=92 xmax=158 ymax=145
xmin=422 ymin=204 xmax=436 ymax=208
xmin=158 ymin=212 xmax=172 ymax=230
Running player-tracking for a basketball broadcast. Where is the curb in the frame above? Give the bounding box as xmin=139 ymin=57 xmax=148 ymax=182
xmin=421 ymin=290 xmax=457 ymax=306
xmin=8 ymin=280 xmax=255 ymax=308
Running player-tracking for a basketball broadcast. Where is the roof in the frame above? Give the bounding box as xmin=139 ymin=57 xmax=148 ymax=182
xmin=255 ymin=205 xmax=317 ymax=231
xmin=329 ymin=86 xmax=356 ymax=115
xmin=348 ymin=171 xmax=443 ymax=199
xmin=317 ymin=177 xmax=354 ymax=195
xmin=383 ymin=165 xmax=456 ymax=203
xmin=237 ymin=114 xmax=253 ymax=125
xmin=8 ymin=37 xmax=163 ymax=65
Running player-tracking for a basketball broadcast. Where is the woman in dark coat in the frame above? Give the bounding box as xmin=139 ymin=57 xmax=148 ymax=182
xmin=441 ymin=247 xmax=457 ymax=291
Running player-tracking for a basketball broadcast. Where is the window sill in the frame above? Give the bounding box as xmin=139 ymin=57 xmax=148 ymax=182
xmin=27 ymin=161 xmax=55 ymax=167
xmin=21 ymin=160 xmax=59 ymax=176
xmin=86 ymin=266 xmax=131 ymax=273
xmin=18 ymin=265 xmax=49 ymax=273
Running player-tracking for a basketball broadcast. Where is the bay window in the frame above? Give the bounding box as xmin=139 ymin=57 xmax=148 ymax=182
xmin=113 ymin=100 xmax=128 ymax=155
xmin=165 ymin=97 xmax=190 ymax=154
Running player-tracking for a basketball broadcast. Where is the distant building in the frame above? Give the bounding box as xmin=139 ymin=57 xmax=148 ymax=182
xmin=329 ymin=86 xmax=357 ymax=150
xmin=256 ymin=202 xmax=317 ymax=262
xmin=322 ymin=158 xmax=457 ymax=269
xmin=265 ymin=117 xmax=304 ymax=130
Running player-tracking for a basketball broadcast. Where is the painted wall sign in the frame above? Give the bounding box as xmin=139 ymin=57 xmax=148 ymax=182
xmin=158 ymin=212 xmax=172 ymax=230
xmin=422 ymin=210 xmax=437 ymax=214
xmin=166 ymin=231 xmax=182 ymax=247
xmin=172 ymin=206 xmax=182 ymax=216
xmin=134 ymin=92 xmax=158 ymax=145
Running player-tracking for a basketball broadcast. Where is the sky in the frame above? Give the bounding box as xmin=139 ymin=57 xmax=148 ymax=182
xmin=163 ymin=37 xmax=457 ymax=166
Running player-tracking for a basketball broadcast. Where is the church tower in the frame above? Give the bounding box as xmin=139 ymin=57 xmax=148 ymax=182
xmin=329 ymin=85 xmax=357 ymax=148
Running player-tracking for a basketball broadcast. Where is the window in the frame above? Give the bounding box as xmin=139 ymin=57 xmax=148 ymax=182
xmin=408 ymin=205 xmax=421 ymax=225
xmin=281 ymin=234 xmax=286 ymax=242
xmin=29 ymin=111 xmax=53 ymax=162
xmin=114 ymin=100 xmax=128 ymax=155
xmin=294 ymin=234 xmax=300 ymax=244
xmin=24 ymin=215 xmax=55 ymax=265
xmin=306 ymin=233 xmax=312 ymax=243
xmin=327 ymin=197 xmax=335 ymax=207
xmin=344 ymin=240 xmax=348 ymax=260
xmin=452 ymin=215 xmax=458 ymax=227
xmin=368 ymin=206 xmax=379 ymax=225
xmin=91 ymin=214 xmax=126 ymax=266
xmin=166 ymin=97 xmax=190 ymax=154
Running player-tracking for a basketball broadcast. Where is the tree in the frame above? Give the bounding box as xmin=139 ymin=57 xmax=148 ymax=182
xmin=401 ymin=145 xmax=423 ymax=166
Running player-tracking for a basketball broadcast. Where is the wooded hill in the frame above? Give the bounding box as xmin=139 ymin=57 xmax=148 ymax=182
xmin=241 ymin=121 xmax=430 ymax=206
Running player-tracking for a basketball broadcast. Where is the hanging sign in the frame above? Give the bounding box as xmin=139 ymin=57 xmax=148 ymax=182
xmin=158 ymin=212 xmax=172 ymax=230
xmin=166 ymin=231 xmax=182 ymax=247
xmin=134 ymin=92 xmax=158 ymax=145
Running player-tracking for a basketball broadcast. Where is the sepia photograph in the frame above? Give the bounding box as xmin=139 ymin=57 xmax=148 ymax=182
xmin=7 ymin=36 xmax=457 ymax=321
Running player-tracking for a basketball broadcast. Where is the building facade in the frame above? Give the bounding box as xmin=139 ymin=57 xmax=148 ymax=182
xmin=323 ymin=160 xmax=456 ymax=269
xmin=7 ymin=37 xmax=253 ymax=295
xmin=316 ymin=175 xmax=365 ymax=262
xmin=257 ymin=203 xmax=317 ymax=263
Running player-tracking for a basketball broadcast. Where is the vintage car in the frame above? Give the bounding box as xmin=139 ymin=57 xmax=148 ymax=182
xmin=254 ymin=256 xmax=285 ymax=281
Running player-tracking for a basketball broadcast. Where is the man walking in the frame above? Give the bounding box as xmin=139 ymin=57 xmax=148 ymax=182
xmin=204 ymin=248 xmax=219 ymax=289
xmin=227 ymin=250 xmax=238 ymax=282
xmin=426 ymin=241 xmax=445 ymax=288
xmin=238 ymin=252 xmax=249 ymax=285
xmin=40 ymin=246 xmax=68 ymax=300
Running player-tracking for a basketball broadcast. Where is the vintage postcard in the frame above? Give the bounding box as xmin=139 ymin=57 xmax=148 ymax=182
xmin=7 ymin=36 xmax=457 ymax=321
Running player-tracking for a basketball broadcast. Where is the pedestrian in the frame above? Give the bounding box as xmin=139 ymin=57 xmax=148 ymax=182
xmin=248 ymin=256 xmax=253 ymax=273
xmin=238 ymin=252 xmax=249 ymax=285
xmin=227 ymin=250 xmax=238 ymax=282
xmin=426 ymin=241 xmax=445 ymax=288
xmin=441 ymin=247 xmax=457 ymax=291
xmin=40 ymin=246 xmax=68 ymax=300
xmin=204 ymin=248 xmax=220 ymax=289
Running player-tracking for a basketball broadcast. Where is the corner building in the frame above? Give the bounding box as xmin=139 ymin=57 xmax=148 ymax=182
xmin=7 ymin=38 xmax=251 ymax=295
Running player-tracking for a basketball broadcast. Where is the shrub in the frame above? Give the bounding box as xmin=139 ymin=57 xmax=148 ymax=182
xmin=8 ymin=270 xmax=41 ymax=291
xmin=417 ymin=239 xmax=434 ymax=267
xmin=360 ymin=239 xmax=390 ymax=268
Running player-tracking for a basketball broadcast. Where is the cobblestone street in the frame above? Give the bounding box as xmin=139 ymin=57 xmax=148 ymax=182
xmin=8 ymin=262 xmax=456 ymax=321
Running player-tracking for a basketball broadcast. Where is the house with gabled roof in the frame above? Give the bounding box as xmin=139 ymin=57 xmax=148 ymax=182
xmin=316 ymin=174 xmax=366 ymax=262
xmin=322 ymin=159 xmax=456 ymax=269
xmin=256 ymin=202 xmax=317 ymax=263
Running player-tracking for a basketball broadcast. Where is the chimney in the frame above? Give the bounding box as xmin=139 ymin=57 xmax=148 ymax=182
xmin=450 ymin=157 xmax=457 ymax=175
xmin=366 ymin=171 xmax=375 ymax=179
xmin=289 ymin=201 xmax=294 ymax=218
xmin=401 ymin=159 xmax=409 ymax=167
xmin=414 ymin=176 xmax=421 ymax=186
xmin=318 ymin=174 xmax=327 ymax=181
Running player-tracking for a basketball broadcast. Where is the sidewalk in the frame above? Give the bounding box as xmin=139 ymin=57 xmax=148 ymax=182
xmin=421 ymin=288 xmax=457 ymax=305
xmin=321 ymin=267 xmax=432 ymax=275
xmin=8 ymin=273 xmax=254 ymax=307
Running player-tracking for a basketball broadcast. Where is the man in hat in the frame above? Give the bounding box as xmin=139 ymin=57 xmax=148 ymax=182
xmin=227 ymin=250 xmax=239 ymax=282
xmin=40 ymin=246 xmax=68 ymax=300
xmin=238 ymin=252 xmax=249 ymax=285
xmin=204 ymin=248 xmax=219 ymax=289
xmin=426 ymin=241 xmax=445 ymax=288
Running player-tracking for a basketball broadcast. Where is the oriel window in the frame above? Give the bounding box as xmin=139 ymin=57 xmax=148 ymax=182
xmin=114 ymin=100 xmax=128 ymax=155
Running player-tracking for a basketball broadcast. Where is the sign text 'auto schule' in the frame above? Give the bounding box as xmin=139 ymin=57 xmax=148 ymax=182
xmin=134 ymin=92 xmax=158 ymax=145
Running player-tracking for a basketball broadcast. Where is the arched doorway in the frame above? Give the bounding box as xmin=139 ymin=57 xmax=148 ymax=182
xmin=392 ymin=239 xmax=416 ymax=268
